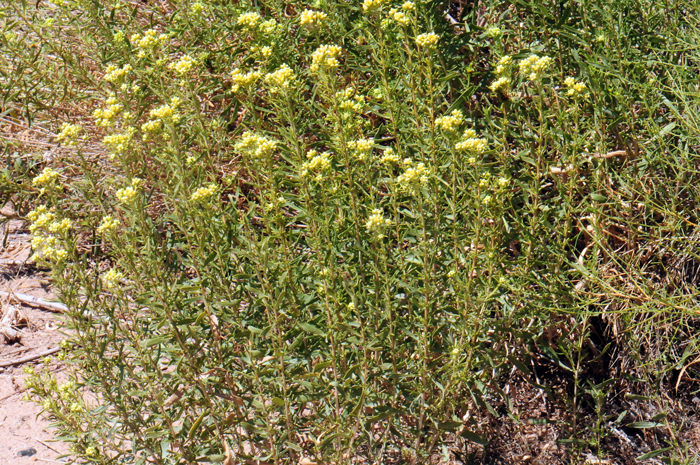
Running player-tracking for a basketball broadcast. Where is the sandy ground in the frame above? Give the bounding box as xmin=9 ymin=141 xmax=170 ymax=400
xmin=0 ymin=210 xmax=69 ymax=463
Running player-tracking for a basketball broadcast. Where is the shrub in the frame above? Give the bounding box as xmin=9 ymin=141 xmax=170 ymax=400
xmin=3 ymin=0 xmax=700 ymax=463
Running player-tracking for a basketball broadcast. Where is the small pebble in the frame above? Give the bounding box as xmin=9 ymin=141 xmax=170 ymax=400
xmin=18 ymin=447 xmax=37 ymax=457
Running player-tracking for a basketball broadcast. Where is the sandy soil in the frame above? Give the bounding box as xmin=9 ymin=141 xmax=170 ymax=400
xmin=0 ymin=210 xmax=69 ymax=463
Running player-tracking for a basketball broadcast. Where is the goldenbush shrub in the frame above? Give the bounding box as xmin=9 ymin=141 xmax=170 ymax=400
xmin=3 ymin=0 xmax=700 ymax=463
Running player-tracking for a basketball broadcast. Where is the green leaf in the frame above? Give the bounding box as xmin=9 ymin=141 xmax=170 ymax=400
xmin=142 ymin=335 xmax=168 ymax=348
xmin=437 ymin=421 xmax=463 ymax=431
xmin=637 ymin=447 xmax=671 ymax=460
xmin=460 ymin=430 xmax=487 ymax=445
xmin=626 ymin=421 xmax=663 ymax=429
xmin=299 ymin=322 xmax=326 ymax=336
xmin=188 ymin=411 xmax=206 ymax=440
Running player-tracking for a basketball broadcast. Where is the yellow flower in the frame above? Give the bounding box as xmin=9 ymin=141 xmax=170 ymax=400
xmin=56 ymin=123 xmax=82 ymax=146
xmin=415 ymin=32 xmax=439 ymax=48
xmin=365 ymin=208 xmax=392 ymax=237
xmin=564 ymin=76 xmax=587 ymax=97
xmin=103 ymin=64 xmax=132 ymax=83
xmin=32 ymin=167 xmax=59 ymax=186
xmin=485 ymin=25 xmax=503 ymax=39
xmin=265 ymin=64 xmax=296 ymax=92
xmin=455 ymin=137 xmax=488 ymax=154
xmin=237 ymin=12 xmax=262 ymax=30
xmin=149 ymin=104 xmax=176 ymax=120
xmin=300 ymin=9 xmax=328 ymax=28
xmin=48 ymin=218 xmax=71 ymax=235
xmin=141 ymin=119 xmax=162 ymax=133
xmin=168 ymin=54 xmax=196 ymax=75
xmin=231 ymin=68 xmax=263 ymax=92
xmin=103 ymin=127 xmax=136 ymax=158
xmin=519 ymin=54 xmax=552 ymax=81
xmin=310 ymin=45 xmax=342 ymax=72
xmin=97 ymin=215 xmax=119 ymax=235
xmin=190 ymin=183 xmax=219 ymax=202
xmin=132 ymin=29 xmax=166 ymax=50
xmin=363 ymin=0 xmax=388 ymax=13
xmin=191 ymin=2 xmax=204 ymax=14
xmin=380 ymin=147 xmax=399 ymax=164
xmin=390 ymin=10 xmax=410 ymax=25
xmin=102 ymin=269 xmax=124 ymax=289
xmin=347 ymin=138 xmax=373 ymax=160
xmin=489 ymin=76 xmax=511 ymax=93
xmin=115 ymin=186 xmax=137 ymax=204
xmin=397 ymin=162 xmax=428 ymax=191
xmin=234 ymin=131 xmax=278 ymax=161
xmin=435 ymin=109 xmax=464 ymax=133
xmin=301 ymin=150 xmax=332 ymax=178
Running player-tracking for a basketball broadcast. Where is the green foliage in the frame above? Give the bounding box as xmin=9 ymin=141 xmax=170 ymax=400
xmin=2 ymin=0 xmax=700 ymax=463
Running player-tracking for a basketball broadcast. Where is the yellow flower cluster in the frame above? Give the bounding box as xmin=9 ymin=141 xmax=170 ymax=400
xmin=300 ymin=9 xmax=327 ymax=28
xmin=116 ymin=187 xmax=137 ymax=203
xmin=455 ymin=128 xmax=488 ymax=158
xmin=168 ymin=54 xmax=195 ymax=75
xmin=402 ymin=1 xmax=415 ymax=10
xmin=231 ymin=68 xmax=263 ymax=92
xmin=104 ymin=64 xmax=132 ymax=83
xmin=347 ymin=138 xmax=373 ymax=160
xmin=97 ymin=215 xmax=119 ymax=235
xmin=388 ymin=8 xmax=410 ymax=25
xmin=141 ymin=102 xmax=180 ymax=133
xmin=27 ymin=206 xmax=69 ymax=264
xmin=379 ymin=147 xmax=400 ymax=164
xmin=114 ymin=31 xmax=126 ymax=44
xmin=415 ymin=32 xmax=439 ymax=48
xmin=190 ymin=183 xmax=219 ymax=202
xmin=93 ymin=96 xmax=123 ymax=127
xmin=365 ymin=208 xmax=391 ymax=238
xmin=150 ymin=104 xmax=177 ymax=121
xmin=27 ymin=205 xmax=52 ymax=229
xmin=259 ymin=19 xmax=279 ymax=35
xmin=519 ymin=54 xmax=553 ymax=81
xmin=301 ymin=149 xmax=332 ymax=179
xmin=397 ymin=160 xmax=428 ymax=191
xmin=478 ymin=172 xmax=491 ymax=188
xmin=131 ymin=29 xmax=167 ymax=50
xmin=495 ymin=55 xmax=512 ymax=76
xmin=435 ymin=109 xmax=464 ymax=133
xmin=310 ymin=45 xmax=342 ymax=72
xmin=56 ymin=123 xmax=82 ymax=146
xmin=363 ymin=0 xmax=388 ymax=13
xmin=265 ymin=64 xmax=295 ymax=93
xmin=485 ymin=26 xmax=503 ymax=39
xmin=336 ymin=89 xmax=367 ymax=114
xmin=31 ymin=235 xmax=68 ymax=263
xmin=141 ymin=120 xmax=162 ymax=133
xmin=32 ymin=167 xmax=59 ymax=186
xmin=103 ymin=127 xmax=136 ymax=158
xmin=255 ymin=45 xmax=273 ymax=58
xmin=238 ymin=12 xmax=261 ymax=29
xmin=489 ymin=76 xmax=511 ymax=94
xmin=102 ymin=269 xmax=124 ymax=289
xmin=191 ymin=2 xmax=204 ymax=14
xmin=48 ymin=218 xmax=72 ymax=235
xmin=116 ymin=179 xmax=142 ymax=204
xmin=234 ymin=131 xmax=278 ymax=161
xmin=563 ymin=76 xmax=586 ymax=97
